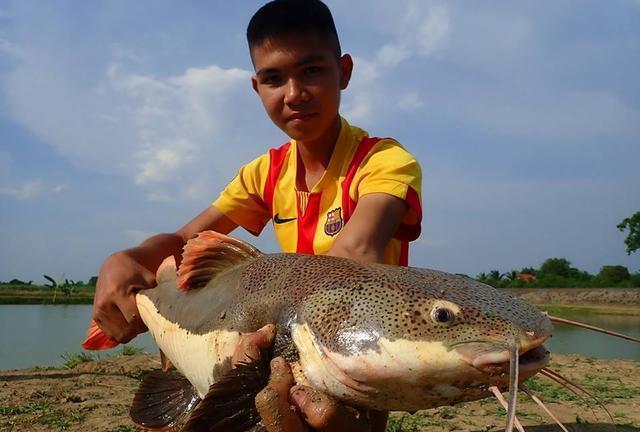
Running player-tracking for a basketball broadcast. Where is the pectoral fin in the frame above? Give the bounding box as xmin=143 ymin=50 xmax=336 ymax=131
xmin=182 ymin=354 xmax=270 ymax=432
xmin=129 ymin=370 xmax=200 ymax=431
xmin=81 ymin=320 xmax=119 ymax=350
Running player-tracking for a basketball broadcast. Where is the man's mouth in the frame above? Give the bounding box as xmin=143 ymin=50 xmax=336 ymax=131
xmin=287 ymin=112 xmax=317 ymax=122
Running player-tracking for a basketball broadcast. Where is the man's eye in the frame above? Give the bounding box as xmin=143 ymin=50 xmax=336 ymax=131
xmin=305 ymin=66 xmax=322 ymax=75
xmin=262 ymin=76 xmax=282 ymax=85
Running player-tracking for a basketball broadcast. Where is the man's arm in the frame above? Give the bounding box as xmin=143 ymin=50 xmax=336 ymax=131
xmin=92 ymin=206 xmax=237 ymax=342
xmin=327 ymin=192 xmax=409 ymax=264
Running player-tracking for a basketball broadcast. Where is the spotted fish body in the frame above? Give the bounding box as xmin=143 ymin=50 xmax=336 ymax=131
xmin=136 ymin=231 xmax=552 ymax=413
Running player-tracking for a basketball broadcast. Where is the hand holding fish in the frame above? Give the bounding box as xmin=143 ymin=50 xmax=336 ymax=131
xmin=92 ymin=251 xmax=154 ymax=343
xmin=234 ymin=325 xmax=385 ymax=432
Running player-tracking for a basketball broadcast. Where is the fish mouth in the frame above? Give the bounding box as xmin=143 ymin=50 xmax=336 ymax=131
xmin=455 ymin=336 xmax=550 ymax=377
xmin=473 ymin=344 xmax=550 ymax=376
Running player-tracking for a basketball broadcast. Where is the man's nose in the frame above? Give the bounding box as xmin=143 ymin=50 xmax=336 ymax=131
xmin=284 ymin=78 xmax=309 ymax=106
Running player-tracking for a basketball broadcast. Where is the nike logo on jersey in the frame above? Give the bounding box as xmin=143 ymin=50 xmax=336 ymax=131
xmin=273 ymin=214 xmax=297 ymax=224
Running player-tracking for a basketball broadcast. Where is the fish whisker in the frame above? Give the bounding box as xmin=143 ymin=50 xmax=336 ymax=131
xmin=520 ymin=385 xmax=569 ymax=432
xmin=547 ymin=315 xmax=640 ymax=344
xmin=506 ymin=343 xmax=520 ymax=432
xmin=488 ymin=385 xmax=525 ymax=432
xmin=540 ymin=367 xmax=614 ymax=423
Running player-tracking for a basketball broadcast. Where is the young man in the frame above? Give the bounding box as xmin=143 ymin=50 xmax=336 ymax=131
xmin=92 ymin=1 xmax=422 ymax=430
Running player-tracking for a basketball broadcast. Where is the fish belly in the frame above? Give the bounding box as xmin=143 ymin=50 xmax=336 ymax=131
xmin=136 ymin=293 xmax=241 ymax=398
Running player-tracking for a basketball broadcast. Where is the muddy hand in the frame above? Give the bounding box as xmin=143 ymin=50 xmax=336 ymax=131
xmin=232 ymin=324 xmax=277 ymax=366
xmin=92 ymin=252 xmax=153 ymax=343
xmin=256 ymin=357 xmax=375 ymax=432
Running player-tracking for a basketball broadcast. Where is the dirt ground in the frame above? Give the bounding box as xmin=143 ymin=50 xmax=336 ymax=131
xmin=503 ymin=288 xmax=640 ymax=309
xmin=1 ymin=352 xmax=638 ymax=431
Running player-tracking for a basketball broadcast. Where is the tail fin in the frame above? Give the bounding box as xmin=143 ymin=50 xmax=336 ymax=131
xmin=82 ymin=319 xmax=120 ymax=350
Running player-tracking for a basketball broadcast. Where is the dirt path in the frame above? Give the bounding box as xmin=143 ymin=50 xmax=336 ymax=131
xmin=1 ymin=353 xmax=639 ymax=432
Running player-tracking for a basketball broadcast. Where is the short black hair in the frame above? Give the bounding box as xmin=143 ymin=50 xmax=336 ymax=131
xmin=247 ymin=0 xmax=342 ymax=58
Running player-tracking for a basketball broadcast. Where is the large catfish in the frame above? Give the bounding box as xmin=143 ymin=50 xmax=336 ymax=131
xmin=83 ymin=231 xmax=637 ymax=432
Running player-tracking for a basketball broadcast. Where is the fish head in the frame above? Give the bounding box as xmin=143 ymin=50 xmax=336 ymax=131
xmin=294 ymin=267 xmax=552 ymax=411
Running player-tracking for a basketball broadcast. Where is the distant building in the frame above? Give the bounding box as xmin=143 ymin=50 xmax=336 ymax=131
xmin=518 ymin=273 xmax=537 ymax=282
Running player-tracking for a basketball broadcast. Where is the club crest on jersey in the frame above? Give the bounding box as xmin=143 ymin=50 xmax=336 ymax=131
xmin=324 ymin=208 xmax=343 ymax=237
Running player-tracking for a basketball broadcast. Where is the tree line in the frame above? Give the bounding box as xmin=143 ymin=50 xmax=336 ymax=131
xmin=475 ymin=257 xmax=639 ymax=288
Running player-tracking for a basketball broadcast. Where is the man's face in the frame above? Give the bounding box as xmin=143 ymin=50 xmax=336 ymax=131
xmin=251 ymin=32 xmax=352 ymax=143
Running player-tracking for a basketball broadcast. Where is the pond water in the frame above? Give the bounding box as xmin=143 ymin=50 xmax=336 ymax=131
xmin=0 ymin=305 xmax=639 ymax=370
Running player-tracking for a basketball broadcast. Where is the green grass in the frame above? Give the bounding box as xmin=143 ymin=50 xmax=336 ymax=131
xmin=386 ymin=415 xmax=423 ymax=432
xmin=524 ymin=377 xmax=578 ymax=401
xmin=0 ymin=282 xmax=96 ymax=305
xmin=111 ymin=425 xmax=143 ymax=432
xmin=0 ymin=402 xmax=50 ymax=416
xmin=59 ymin=345 xmax=147 ymax=369
xmin=0 ymin=403 xmax=89 ymax=432
xmin=386 ymin=412 xmax=452 ymax=431
xmin=119 ymin=346 xmax=145 ymax=356
xmin=35 ymin=408 xmax=88 ymax=430
xmin=60 ymin=352 xmax=99 ymax=369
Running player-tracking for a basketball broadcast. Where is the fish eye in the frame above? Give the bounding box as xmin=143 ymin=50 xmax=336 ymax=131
xmin=431 ymin=307 xmax=454 ymax=325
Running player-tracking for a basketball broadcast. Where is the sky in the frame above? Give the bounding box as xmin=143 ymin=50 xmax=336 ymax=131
xmin=0 ymin=0 xmax=639 ymax=284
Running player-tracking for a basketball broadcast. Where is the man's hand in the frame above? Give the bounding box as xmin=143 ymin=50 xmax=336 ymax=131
xmin=92 ymin=251 xmax=155 ymax=343
xmin=232 ymin=326 xmax=386 ymax=432
xmin=92 ymin=206 xmax=237 ymax=345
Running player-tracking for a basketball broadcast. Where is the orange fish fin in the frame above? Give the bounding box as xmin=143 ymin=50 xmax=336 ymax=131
xmin=81 ymin=319 xmax=120 ymax=350
xmin=177 ymin=231 xmax=261 ymax=291
xmin=182 ymin=355 xmax=270 ymax=431
xmin=130 ymin=370 xmax=200 ymax=430
xmin=160 ymin=349 xmax=173 ymax=373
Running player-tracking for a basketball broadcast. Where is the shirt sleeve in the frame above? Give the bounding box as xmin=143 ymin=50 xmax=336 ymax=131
xmin=350 ymin=138 xmax=423 ymax=241
xmin=212 ymin=153 xmax=271 ymax=236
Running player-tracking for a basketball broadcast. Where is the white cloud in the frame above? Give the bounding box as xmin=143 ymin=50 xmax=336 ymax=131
xmin=106 ymin=63 xmax=258 ymax=197
xmin=341 ymin=1 xmax=450 ymax=124
xmin=375 ymin=43 xmax=412 ymax=68
xmin=5 ymin=53 xmax=266 ymax=202
xmin=397 ymin=93 xmax=424 ymax=110
xmin=0 ymin=179 xmax=42 ymax=200
xmin=411 ymin=2 xmax=450 ymax=56
xmin=0 ymin=38 xmax=23 ymax=59
xmin=0 ymin=179 xmax=67 ymax=200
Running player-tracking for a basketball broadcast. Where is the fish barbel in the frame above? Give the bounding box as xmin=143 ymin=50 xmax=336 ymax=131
xmin=83 ymin=231 xmax=635 ymax=432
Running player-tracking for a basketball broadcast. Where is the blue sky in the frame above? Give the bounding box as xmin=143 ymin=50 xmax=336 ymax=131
xmin=1 ymin=0 xmax=639 ymax=283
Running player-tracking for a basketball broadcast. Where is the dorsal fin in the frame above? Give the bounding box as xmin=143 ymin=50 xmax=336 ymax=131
xmin=177 ymin=231 xmax=261 ymax=291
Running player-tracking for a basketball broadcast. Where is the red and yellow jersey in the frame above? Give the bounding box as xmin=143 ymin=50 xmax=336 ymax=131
xmin=213 ymin=118 xmax=422 ymax=266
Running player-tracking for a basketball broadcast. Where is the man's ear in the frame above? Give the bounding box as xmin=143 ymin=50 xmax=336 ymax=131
xmin=251 ymin=76 xmax=259 ymax=94
xmin=339 ymin=54 xmax=353 ymax=90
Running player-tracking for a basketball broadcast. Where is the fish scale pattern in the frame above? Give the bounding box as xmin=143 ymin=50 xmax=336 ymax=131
xmin=231 ymin=254 xmax=551 ymax=355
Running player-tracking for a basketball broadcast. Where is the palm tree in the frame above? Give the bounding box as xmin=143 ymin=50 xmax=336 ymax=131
xmin=505 ymin=270 xmax=519 ymax=281
xmin=489 ymin=270 xmax=504 ymax=280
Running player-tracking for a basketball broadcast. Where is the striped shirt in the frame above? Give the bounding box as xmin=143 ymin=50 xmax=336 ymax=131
xmin=213 ymin=118 xmax=422 ymax=266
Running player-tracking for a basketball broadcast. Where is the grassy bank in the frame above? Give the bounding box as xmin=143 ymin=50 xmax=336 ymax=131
xmin=0 ymin=284 xmax=95 ymax=305
xmin=538 ymin=304 xmax=640 ymax=317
